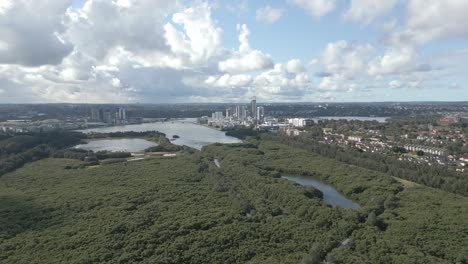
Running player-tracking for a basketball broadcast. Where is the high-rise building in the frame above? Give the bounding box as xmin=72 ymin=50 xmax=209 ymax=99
xmin=226 ymin=108 xmax=232 ymax=118
xmin=118 ymin=107 xmax=126 ymax=120
xmin=211 ymin=111 xmax=224 ymax=120
xmin=91 ymin=108 xmax=99 ymax=121
xmin=235 ymin=105 xmax=241 ymax=120
xmin=103 ymin=111 xmax=112 ymax=123
xmin=251 ymin=96 xmax=257 ymax=119
xmin=256 ymin=106 xmax=264 ymax=123
xmin=239 ymin=106 xmax=247 ymax=121
xmin=98 ymin=108 xmax=105 ymax=121
xmin=91 ymin=107 xmax=105 ymax=121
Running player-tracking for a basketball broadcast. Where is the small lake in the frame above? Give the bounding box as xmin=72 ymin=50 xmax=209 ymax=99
xmin=282 ymin=175 xmax=360 ymax=209
xmin=313 ymin=116 xmax=388 ymax=123
xmin=74 ymin=138 xmax=157 ymax=152
xmin=77 ymin=119 xmax=242 ymax=150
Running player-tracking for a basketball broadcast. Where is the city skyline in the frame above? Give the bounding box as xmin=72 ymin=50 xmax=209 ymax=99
xmin=0 ymin=0 xmax=467 ymax=103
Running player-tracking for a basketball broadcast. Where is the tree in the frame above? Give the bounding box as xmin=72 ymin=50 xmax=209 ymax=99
xmin=384 ymin=194 xmax=398 ymax=210
xmin=366 ymin=211 xmax=378 ymax=227
xmin=302 ymin=243 xmax=322 ymax=264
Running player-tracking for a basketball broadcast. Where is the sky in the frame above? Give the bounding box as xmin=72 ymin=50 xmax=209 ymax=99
xmin=0 ymin=0 xmax=467 ymax=103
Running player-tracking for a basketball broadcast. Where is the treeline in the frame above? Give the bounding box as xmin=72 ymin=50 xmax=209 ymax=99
xmin=387 ymin=114 xmax=441 ymax=126
xmin=0 ymin=132 xmax=85 ymax=176
xmin=145 ymin=134 xmax=184 ymax=152
xmin=262 ymin=134 xmax=468 ymax=196
xmin=0 ymin=129 xmax=187 ymax=175
xmin=223 ymin=128 xmax=259 ymax=139
xmin=52 ymin=148 xmax=132 ymax=161
xmin=0 ymin=148 xmax=357 ymax=263
xmin=202 ymin=140 xmax=468 ymax=263
xmin=87 ymin=131 xmax=166 ymax=139
xmin=199 ymin=144 xmax=362 ymax=263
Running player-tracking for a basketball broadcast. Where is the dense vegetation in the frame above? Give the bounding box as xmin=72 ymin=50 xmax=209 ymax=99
xmin=0 ymin=133 xmax=466 ymax=263
xmin=0 ymin=155 xmax=356 ymax=263
xmin=86 ymin=131 xmax=166 ymax=139
xmin=223 ymin=128 xmax=259 ymax=139
xmin=262 ymin=134 xmax=468 ymax=196
xmin=202 ymin=140 xmax=468 ymax=263
xmin=0 ymin=132 xmax=84 ymax=176
xmin=0 ymin=130 xmax=192 ymax=177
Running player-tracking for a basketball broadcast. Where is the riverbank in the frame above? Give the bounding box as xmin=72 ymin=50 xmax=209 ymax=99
xmin=76 ymin=119 xmax=242 ymax=150
xmin=0 ymin=135 xmax=466 ymax=263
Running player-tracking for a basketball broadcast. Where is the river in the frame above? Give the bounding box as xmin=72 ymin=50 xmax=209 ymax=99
xmin=282 ymin=175 xmax=360 ymax=209
xmin=77 ymin=118 xmax=242 ymax=150
xmin=74 ymin=138 xmax=157 ymax=152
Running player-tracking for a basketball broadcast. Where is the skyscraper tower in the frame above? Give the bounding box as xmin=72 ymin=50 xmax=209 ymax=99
xmin=118 ymin=107 xmax=126 ymax=120
xmin=256 ymin=106 xmax=264 ymax=123
xmin=251 ymin=96 xmax=257 ymax=119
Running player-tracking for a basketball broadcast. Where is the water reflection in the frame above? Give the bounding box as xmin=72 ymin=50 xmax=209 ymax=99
xmin=74 ymin=138 xmax=157 ymax=152
xmin=282 ymin=175 xmax=360 ymax=209
xmin=78 ymin=119 xmax=242 ymax=150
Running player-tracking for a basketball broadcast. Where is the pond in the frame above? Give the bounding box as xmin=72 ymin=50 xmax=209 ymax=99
xmin=74 ymin=138 xmax=157 ymax=152
xmin=282 ymin=175 xmax=360 ymax=209
xmin=77 ymin=119 xmax=242 ymax=150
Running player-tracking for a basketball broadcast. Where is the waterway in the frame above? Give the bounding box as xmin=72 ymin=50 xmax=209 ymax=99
xmin=282 ymin=175 xmax=360 ymax=209
xmin=74 ymin=138 xmax=157 ymax=152
xmin=77 ymin=118 xmax=242 ymax=150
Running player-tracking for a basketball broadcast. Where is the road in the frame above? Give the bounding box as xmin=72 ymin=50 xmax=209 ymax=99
xmin=214 ymin=159 xmax=221 ymax=168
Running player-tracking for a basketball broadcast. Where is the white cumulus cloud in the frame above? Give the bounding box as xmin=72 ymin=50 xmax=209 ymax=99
xmin=163 ymin=2 xmax=224 ymax=68
xmin=0 ymin=0 xmax=73 ymax=66
xmin=205 ymin=74 xmax=253 ymax=88
xmin=288 ymin=0 xmax=336 ymax=18
xmin=218 ymin=24 xmax=273 ymax=73
xmin=255 ymin=6 xmax=284 ymax=24
xmin=368 ymin=47 xmax=419 ymax=76
xmin=389 ymin=80 xmax=402 ymax=89
xmin=345 ymin=0 xmax=398 ymax=24
xmin=386 ymin=0 xmax=468 ymax=45
xmin=321 ymin=40 xmax=374 ymax=77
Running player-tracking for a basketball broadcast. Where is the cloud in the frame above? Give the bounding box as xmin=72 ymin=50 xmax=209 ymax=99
xmin=321 ymin=40 xmax=374 ymax=77
xmin=205 ymin=74 xmax=252 ymax=88
xmin=226 ymin=0 xmax=249 ymax=15
xmin=0 ymin=63 xmax=133 ymax=103
xmin=386 ymin=0 xmax=468 ymax=45
xmin=449 ymin=82 xmax=460 ymax=90
xmin=218 ymin=24 xmax=273 ymax=73
xmin=66 ymin=0 xmax=175 ymax=60
xmin=0 ymin=0 xmax=13 ymax=14
xmin=318 ymin=74 xmax=360 ymax=92
xmin=253 ymin=63 xmax=311 ymax=99
xmin=0 ymin=0 xmax=464 ymax=103
xmin=67 ymin=0 xmax=224 ymax=70
xmin=163 ymin=2 xmax=224 ymax=68
xmin=288 ymin=0 xmax=336 ymax=18
xmin=368 ymin=47 xmax=419 ymax=76
xmin=389 ymin=80 xmax=402 ymax=89
xmin=255 ymin=6 xmax=284 ymax=24
xmin=0 ymin=0 xmax=73 ymax=66
xmin=0 ymin=1 xmax=287 ymax=103
xmin=285 ymin=59 xmax=306 ymax=73
xmin=315 ymin=41 xmax=374 ymax=92
xmin=344 ymin=0 xmax=398 ymax=24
